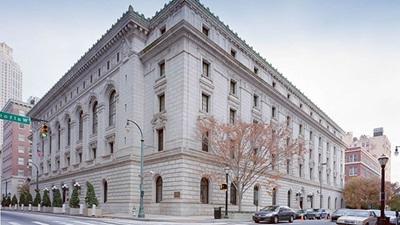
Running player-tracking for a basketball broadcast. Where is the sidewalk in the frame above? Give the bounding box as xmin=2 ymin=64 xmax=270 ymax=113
xmin=102 ymin=212 xmax=251 ymax=223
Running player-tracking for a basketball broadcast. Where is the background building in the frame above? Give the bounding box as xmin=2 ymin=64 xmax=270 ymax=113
xmin=344 ymin=145 xmax=380 ymax=182
xmin=0 ymin=42 xmax=23 ymax=148
xmin=1 ymin=99 xmax=33 ymax=197
xmin=345 ymin=128 xmax=391 ymax=181
xmin=29 ymin=0 xmax=346 ymax=216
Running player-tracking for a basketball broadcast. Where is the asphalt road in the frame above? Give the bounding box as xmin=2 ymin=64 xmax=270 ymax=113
xmin=0 ymin=210 xmax=337 ymax=225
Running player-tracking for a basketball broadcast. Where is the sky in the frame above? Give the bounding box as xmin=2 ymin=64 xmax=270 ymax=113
xmin=1 ymin=1 xmax=400 ymax=181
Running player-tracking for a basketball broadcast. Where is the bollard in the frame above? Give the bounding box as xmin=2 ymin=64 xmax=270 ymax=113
xmin=62 ymin=204 xmax=66 ymax=213
xmin=79 ymin=204 xmax=83 ymax=215
xmin=28 ymin=204 xmax=32 ymax=211
xmin=38 ymin=204 xmax=41 ymax=212
xmin=92 ymin=204 xmax=96 ymax=216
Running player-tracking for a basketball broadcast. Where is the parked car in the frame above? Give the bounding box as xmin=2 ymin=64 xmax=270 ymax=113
xmin=253 ymin=206 xmax=296 ymax=224
xmin=313 ymin=208 xmax=330 ymax=219
xmin=304 ymin=209 xmax=317 ymax=220
xmin=336 ymin=209 xmax=378 ymax=225
xmin=295 ymin=209 xmax=305 ymax=219
xmin=385 ymin=211 xmax=399 ymax=225
xmin=331 ymin=208 xmax=350 ymax=222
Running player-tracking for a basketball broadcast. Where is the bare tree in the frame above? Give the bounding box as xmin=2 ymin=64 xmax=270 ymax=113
xmin=198 ymin=117 xmax=305 ymax=211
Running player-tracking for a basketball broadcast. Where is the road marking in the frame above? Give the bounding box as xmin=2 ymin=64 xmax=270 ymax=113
xmin=8 ymin=222 xmax=22 ymax=225
xmin=71 ymin=221 xmax=113 ymax=225
xmin=54 ymin=221 xmax=74 ymax=225
xmin=33 ymin=222 xmax=50 ymax=225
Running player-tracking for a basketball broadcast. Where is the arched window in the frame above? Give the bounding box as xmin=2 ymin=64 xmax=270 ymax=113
xmin=320 ymin=195 xmax=323 ymax=208
xmin=49 ymin=129 xmax=52 ymax=154
xmin=78 ymin=110 xmax=83 ymax=141
xmin=200 ymin=177 xmax=209 ymax=204
xmin=67 ymin=117 xmax=71 ymax=146
xmin=92 ymin=101 xmax=98 ymax=134
xmin=103 ymin=180 xmax=108 ymax=203
xmin=334 ymin=197 xmax=337 ymax=209
xmin=341 ymin=198 xmax=344 ymax=208
xmin=109 ymin=90 xmax=116 ymax=127
xmin=253 ymin=185 xmax=259 ymax=206
xmin=272 ymin=188 xmax=277 ymax=205
xmin=230 ymin=183 xmax=237 ymax=205
xmin=57 ymin=123 xmax=61 ymax=150
xmin=287 ymin=190 xmax=292 ymax=207
xmin=328 ymin=196 xmax=331 ymax=209
xmin=156 ymin=176 xmax=163 ymax=203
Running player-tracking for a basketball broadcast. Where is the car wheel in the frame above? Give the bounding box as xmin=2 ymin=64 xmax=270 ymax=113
xmin=273 ymin=216 xmax=279 ymax=224
xmin=254 ymin=220 xmax=259 ymax=223
xmin=289 ymin=215 xmax=294 ymax=223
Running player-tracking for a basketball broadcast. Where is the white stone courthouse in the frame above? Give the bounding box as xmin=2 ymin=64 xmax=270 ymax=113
xmin=28 ymin=0 xmax=347 ymax=216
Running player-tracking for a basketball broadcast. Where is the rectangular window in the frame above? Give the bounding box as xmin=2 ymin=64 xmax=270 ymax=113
xmin=202 ymin=25 xmax=209 ymax=36
xmin=18 ymin=134 xmax=25 ymax=141
xmin=287 ymin=93 xmax=291 ymax=99
xmin=158 ymin=93 xmax=165 ymax=112
xmin=230 ymin=49 xmax=236 ymax=58
xmin=299 ymin=164 xmax=303 ymax=177
xmin=272 ymin=106 xmax=276 ymax=118
xmin=18 ymin=146 xmax=25 ymax=153
xmin=202 ymin=60 xmax=210 ymax=77
xmin=286 ymin=116 xmax=291 ymax=126
xmin=272 ymin=81 xmax=276 ymax=88
xmin=253 ymin=67 xmax=258 ymax=74
xmin=202 ymin=132 xmax=209 ymax=152
xmin=18 ymin=158 xmax=24 ymax=165
xmin=229 ymin=109 xmax=236 ymax=124
xmin=253 ymin=94 xmax=259 ymax=108
xmin=160 ymin=25 xmax=166 ymax=34
xmin=309 ymin=149 xmax=312 ymax=159
xmin=201 ymin=94 xmax=209 ymax=113
xmin=230 ymin=80 xmax=237 ymax=95
xmin=299 ymin=124 xmax=303 ymax=135
xmin=117 ymin=52 xmax=120 ymax=62
xmin=109 ymin=141 xmax=114 ymax=154
xmin=66 ymin=156 xmax=70 ymax=166
xmin=310 ymin=168 xmax=313 ymax=179
xmin=107 ymin=61 xmax=110 ymax=70
xmin=92 ymin=148 xmax=97 ymax=159
xmin=157 ymin=129 xmax=164 ymax=151
xmin=286 ymin=159 xmax=290 ymax=174
xmin=18 ymin=169 xmax=24 ymax=176
xmin=78 ymin=152 xmax=82 ymax=163
xmin=159 ymin=61 xmax=165 ymax=77
xmin=98 ymin=68 xmax=101 ymax=76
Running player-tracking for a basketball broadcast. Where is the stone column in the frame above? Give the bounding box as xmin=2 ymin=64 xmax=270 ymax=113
xmin=96 ymin=104 xmax=106 ymax=157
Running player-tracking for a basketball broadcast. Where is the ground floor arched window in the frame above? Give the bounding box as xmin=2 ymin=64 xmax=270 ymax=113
xmin=103 ymin=180 xmax=108 ymax=203
xmin=272 ymin=188 xmax=277 ymax=205
xmin=334 ymin=197 xmax=337 ymax=209
xmin=287 ymin=190 xmax=292 ymax=207
xmin=156 ymin=176 xmax=163 ymax=203
xmin=230 ymin=183 xmax=237 ymax=205
xmin=200 ymin=177 xmax=209 ymax=204
xmin=328 ymin=196 xmax=331 ymax=209
xmin=253 ymin=185 xmax=259 ymax=206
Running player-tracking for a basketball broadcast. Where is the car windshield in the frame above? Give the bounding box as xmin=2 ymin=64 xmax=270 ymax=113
xmin=346 ymin=210 xmax=370 ymax=217
xmin=306 ymin=209 xmax=314 ymax=212
xmin=334 ymin=209 xmax=348 ymax=215
xmin=386 ymin=211 xmax=396 ymax=216
xmin=313 ymin=209 xmax=320 ymax=212
xmin=261 ymin=206 xmax=279 ymax=212
xmin=296 ymin=210 xmax=304 ymax=213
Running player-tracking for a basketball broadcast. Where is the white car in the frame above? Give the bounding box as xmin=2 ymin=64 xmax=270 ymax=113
xmin=336 ymin=209 xmax=377 ymax=225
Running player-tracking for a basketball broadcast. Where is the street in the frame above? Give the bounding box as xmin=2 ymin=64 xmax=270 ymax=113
xmin=0 ymin=211 xmax=337 ymax=225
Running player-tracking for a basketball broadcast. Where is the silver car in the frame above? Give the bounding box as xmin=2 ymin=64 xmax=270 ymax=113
xmin=336 ymin=209 xmax=377 ymax=225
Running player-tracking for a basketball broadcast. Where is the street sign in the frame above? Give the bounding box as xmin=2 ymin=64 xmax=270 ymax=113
xmin=0 ymin=111 xmax=31 ymax=124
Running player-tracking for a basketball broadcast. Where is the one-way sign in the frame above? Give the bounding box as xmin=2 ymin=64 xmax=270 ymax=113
xmin=0 ymin=111 xmax=31 ymax=124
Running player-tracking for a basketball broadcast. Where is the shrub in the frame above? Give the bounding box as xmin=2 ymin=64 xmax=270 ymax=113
xmin=33 ymin=190 xmax=41 ymax=207
xmin=11 ymin=195 xmax=18 ymax=206
xmin=42 ymin=190 xmax=51 ymax=207
xmin=19 ymin=192 xmax=27 ymax=206
xmin=6 ymin=196 xmax=11 ymax=206
xmin=84 ymin=182 xmax=98 ymax=208
xmin=26 ymin=192 xmax=33 ymax=205
xmin=52 ymin=188 xmax=62 ymax=207
xmin=69 ymin=187 xmax=80 ymax=208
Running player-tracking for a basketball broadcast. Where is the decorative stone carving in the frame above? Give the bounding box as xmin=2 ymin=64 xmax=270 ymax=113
xmin=151 ymin=112 xmax=167 ymax=129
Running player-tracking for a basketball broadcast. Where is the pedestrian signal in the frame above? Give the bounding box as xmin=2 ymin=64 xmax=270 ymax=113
xmin=40 ymin=124 xmax=48 ymax=138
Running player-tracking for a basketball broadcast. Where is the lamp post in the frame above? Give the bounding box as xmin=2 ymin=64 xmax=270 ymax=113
xmin=126 ymin=119 xmax=145 ymax=218
xmin=27 ymin=161 xmax=39 ymax=191
xmin=224 ymin=166 xmax=229 ymax=218
xmin=377 ymin=154 xmax=389 ymax=225
xmin=395 ymin=146 xmax=399 ymax=156
xmin=319 ymin=162 xmax=327 ymax=208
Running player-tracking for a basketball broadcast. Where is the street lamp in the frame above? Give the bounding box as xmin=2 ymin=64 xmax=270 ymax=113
xmin=319 ymin=162 xmax=327 ymax=208
xmin=394 ymin=146 xmax=399 ymax=156
xmin=126 ymin=119 xmax=145 ymax=218
xmin=27 ymin=161 xmax=39 ymax=191
xmin=377 ymin=154 xmax=389 ymax=225
xmin=224 ymin=166 xmax=229 ymax=219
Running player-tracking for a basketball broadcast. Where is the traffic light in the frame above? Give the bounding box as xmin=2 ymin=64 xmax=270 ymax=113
xmin=220 ymin=183 xmax=227 ymax=191
xmin=40 ymin=124 xmax=48 ymax=138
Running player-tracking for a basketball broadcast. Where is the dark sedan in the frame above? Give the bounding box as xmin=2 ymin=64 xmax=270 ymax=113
xmin=253 ymin=206 xmax=295 ymax=223
xmin=304 ymin=209 xmax=317 ymax=220
xmin=331 ymin=208 xmax=350 ymax=222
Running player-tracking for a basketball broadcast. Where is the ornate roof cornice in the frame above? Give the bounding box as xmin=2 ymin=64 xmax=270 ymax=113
xmin=147 ymin=0 xmax=344 ymax=133
xmin=28 ymin=6 xmax=150 ymax=117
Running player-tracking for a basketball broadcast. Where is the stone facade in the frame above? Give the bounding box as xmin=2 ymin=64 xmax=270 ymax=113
xmin=28 ymin=0 xmax=346 ymax=216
